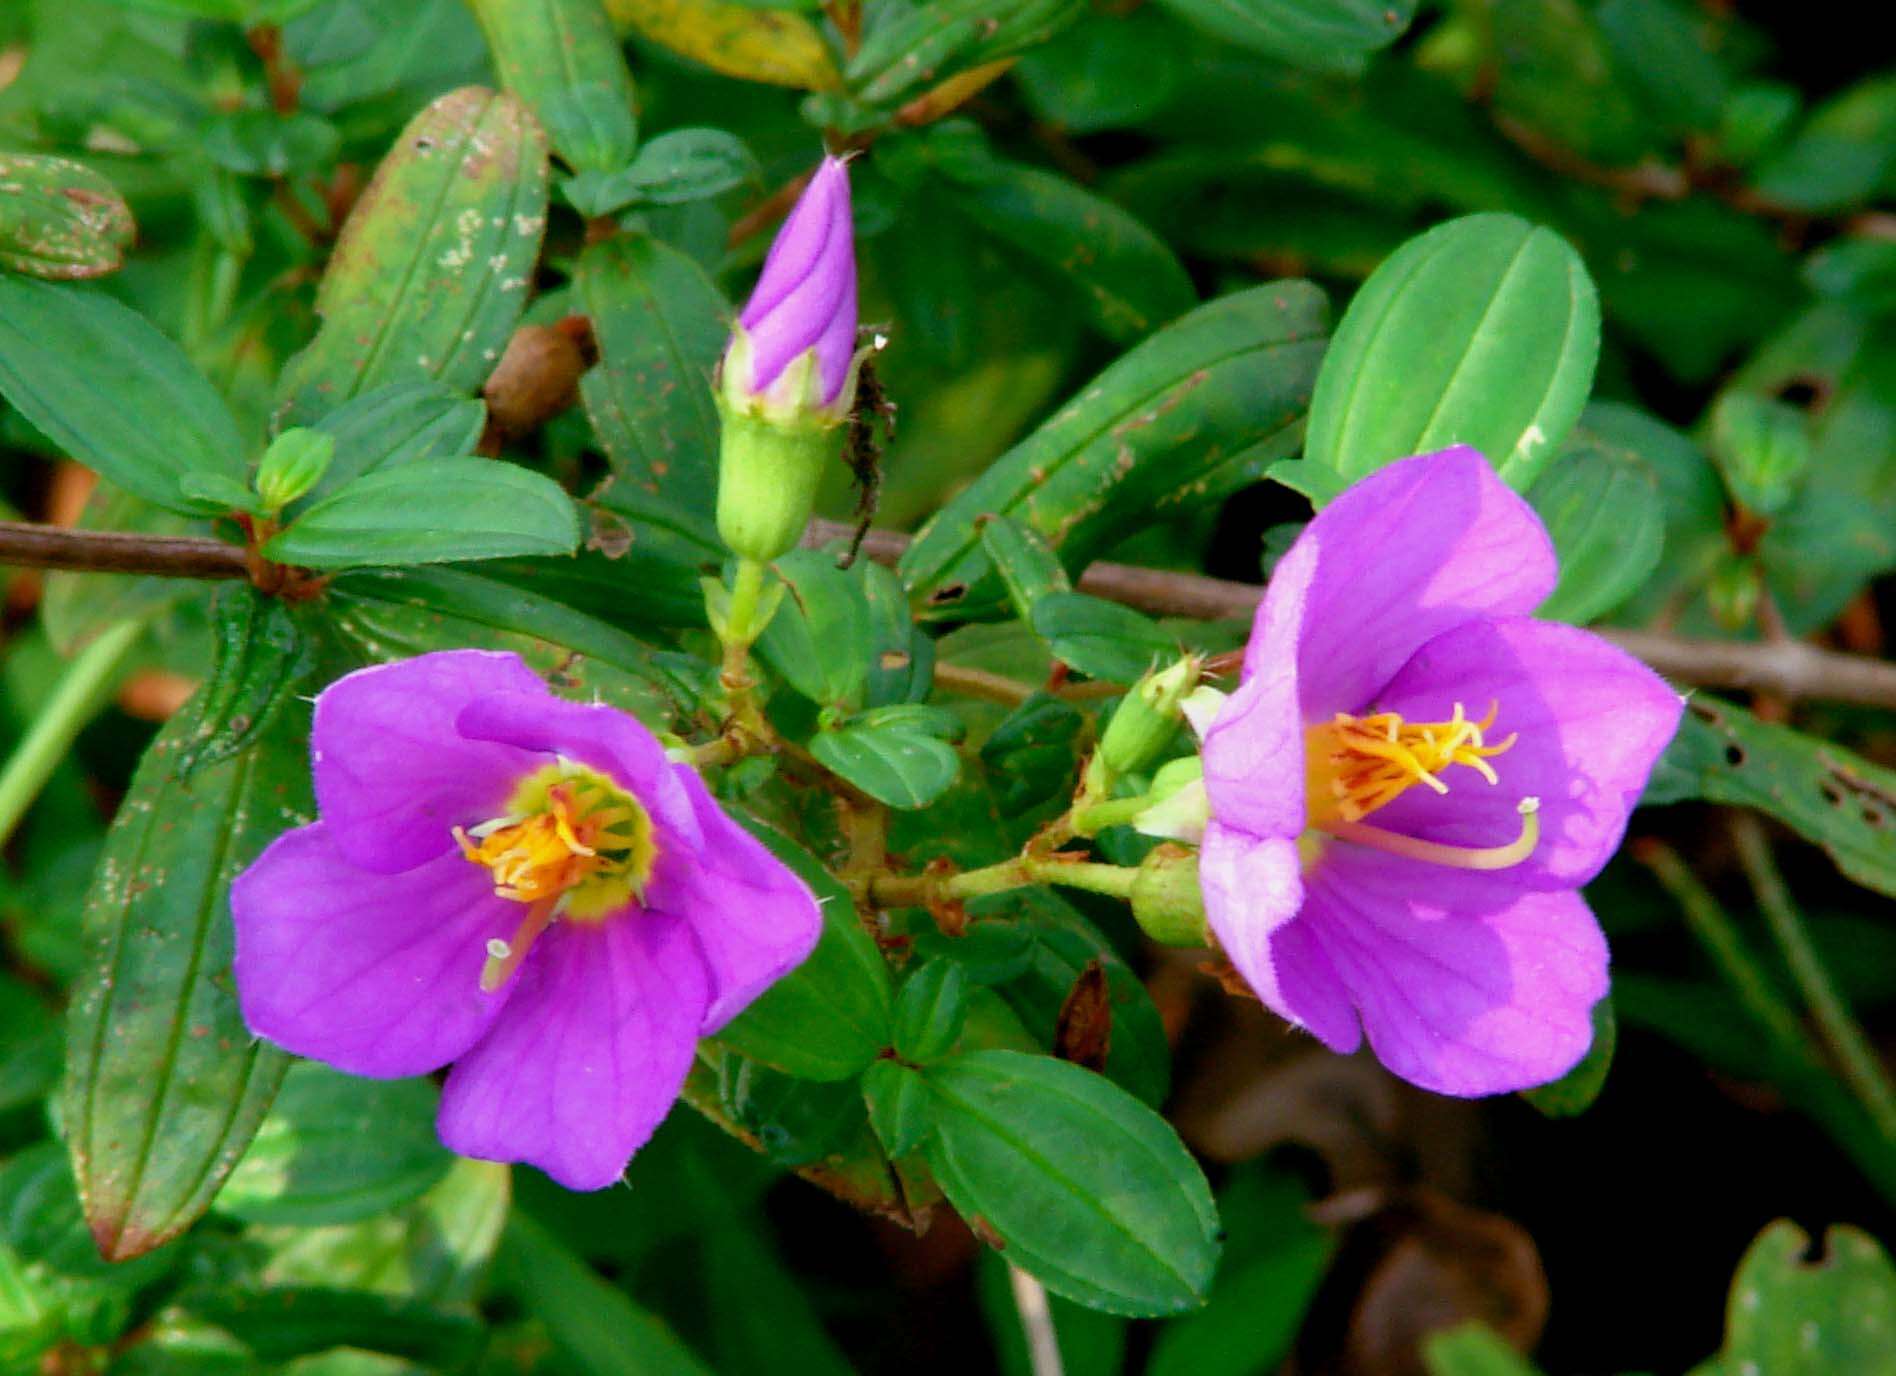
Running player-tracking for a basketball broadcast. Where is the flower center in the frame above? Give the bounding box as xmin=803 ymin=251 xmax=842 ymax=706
xmin=1301 ymin=702 xmax=1539 ymax=873
xmin=453 ymin=762 xmax=656 ymax=991
xmin=1304 ymin=701 xmax=1516 ymax=827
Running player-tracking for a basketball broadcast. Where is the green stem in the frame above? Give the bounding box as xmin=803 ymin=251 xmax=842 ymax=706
xmin=1070 ymin=793 xmax=1157 ymax=836
xmin=1637 ymin=838 xmax=1816 ymax=1064
xmin=0 ymin=619 xmax=145 ymax=849
xmin=872 ymin=854 xmax=1140 ymax=909
xmin=1730 ymin=812 xmax=1896 ymax=1145
xmin=718 ymin=557 xmax=770 ymax=697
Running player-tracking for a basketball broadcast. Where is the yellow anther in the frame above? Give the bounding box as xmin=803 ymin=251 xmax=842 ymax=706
xmin=1305 ymin=700 xmax=1516 ymax=826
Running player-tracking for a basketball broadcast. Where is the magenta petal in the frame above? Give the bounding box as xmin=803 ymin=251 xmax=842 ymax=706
xmin=1198 ymin=822 xmax=1304 ymax=1019
xmin=1266 ymin=916 xmax=1362 ymax=1054
xmin=737 ymin=156 xmax=856 ymax=402
xmin=645 ymin=766 xmax=821 ymax=1033
xmin=231 ymin=823 xmax=518 ymax=1077
xmin=1203 ymin=533 xmax=1314 ymax=840
xmin=1297 ymin=846 xmax=1609 ymax=1095
xmin=1258 ymin=447 xmax=1558 ymax=716
xmin=454 ymin=693 xmax=699 ymax=845
xmin=1369 ymin=616 xmax=1684 ymax=889
xmin=313 ymin=650 xmax=544 ymax=874
xmin=436 ymin=913 xmax=709 ymax=1190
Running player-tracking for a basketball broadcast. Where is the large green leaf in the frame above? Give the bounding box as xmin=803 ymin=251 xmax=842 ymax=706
xmin=811 ymin=707 xmax=965 ymax=810
xmin=1153 ymin=0 xmax=1415 ymax=72
xmin=576 ymin=232 xmax=729 ymax=511
xmin=262 ymin=458 xmax=582 ymax=567
xmin=217 ymin=1063 xmax=452 ymax=1226
xmin=922 ymin=1050 xmax=1219 ymax=1316
xmin=1301 ymin=212 xmax=1599 ymax=496
xmin=901 ymin=280 xmax=1328 ymax=617
xmin=468 ymin=0 xmax=637 ymax=175
xmin=275 ymin=86 xmax=549 ymax=425
xmin=0 ymin=278 xmax=245 ymax=514
xmin=62 ymin=692 xmax=313 ymax=1260
xmin=1649 ymin=699 xmax=1896 ymax=900
xmin=305 ymin=379 xmax=487 ymax=503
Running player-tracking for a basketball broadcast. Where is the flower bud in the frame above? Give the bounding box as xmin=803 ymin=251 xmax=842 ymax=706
xmin=1133 ymin=757 xmax=1209 ymax=844
xmin=715 ymin=155 xmax=859 ymax=564
xmin=254 ymin=428 xmax=335 ymax=511
xmin=1129 ymin=844 xmax=1208 ymax=947
xmin=1097 ymin=655 xmax=1201 ymax=778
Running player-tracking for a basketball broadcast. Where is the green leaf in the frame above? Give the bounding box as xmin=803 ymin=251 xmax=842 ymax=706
xmin=862 ymin=1060 xmax=934 ymax=1159
xmin=1152 ymin=0 xmax=1414 ymax=72
xmin=186 ymin=1289 xmax=484 ymax=1368
xmin=1751 ymin=74 xmax=1896 ymax=213
xmin=470 ymin=0 xmax=637 ymax=175
xmin=0 ymin=152 xmax=135 ymax=280
xmin=1030 ymin=593 xmax=1175 ymax=683
xmin=263 ymin=458 xmax=582 ymax=567
xmin=893 ymin=960 xmax=971 ymax=1064
xmin=1015 ymin=10 xmax=1184 ymax=134
xmin=1146 ymin=1163 xmax=1334 ymax=1376
xmin=1649 ymin=699 xmax=1896 ymax=899
xmin=922 ymin=1050 xmax=1219 ymax=1316
xmin=325 ymin=565 xmax=691 ymax=727
xmin=811 ymin=706 xmax=965 ymax=809
xmin=176 ymin=586 xmax=312 ymax=778
xmin=715 ymin=1054 xmax=865 ymax=1166
xmin=497 ymin=1212 xmax=713 ymax=1375
xmin=717 ymin=825 xmax=894 ymax=1080
xmin=980 ymin=513 xmax=1073 ymax=625
xmin=1528 ymin=434 xmax=1664 ymax=623
xmin=1595 ymin=0 xmax=1728 ymax=135
xmin=1520 ymin=996 xmax=1616 ymax=1118
xmin=254 ymin=1157 xmax=511 ymax=1304
xmin=932 ymin=143 xmax=1195 ymax=343
xmin=754 ymin=550 xmax=874 ymax=709
xmin=1304 ymin=213 xmax=1600 ymax=496
xmin=0 ymin=978 xmax=61 ymax=1114
xmin=1422 ymin=1324 xmax=1546 ymax=1376
xmin=1695 ymin=1221 xmax=1896 ymax=1376
xmin=201 ymin=108 xmax=342 ymax=177
xmin=275 ymin=86 xmax=550 ymax=425
xmin=576 ymin=232 xmax=729 ymax=510
xmin=847 ymin=0 xmax=1087 ymax=107
xmin=902 ymin=281 xmax=1328 ymax=617
xmin=62 ymin=691 xmax=313 ymax=1260
xmin=0 ymin=277 xmax=245 ymax=514
xmin=218 ymin=1063 xmax=453 ymax=1225
xmin=862 ymin=559 xmax=935 ymax=708
xmin=306 ymin=379 xmax=487 ymax=503
xmin=568 ymin=127 xmax=759 ymax=214
xmin=605 ymin=0 xmax=839 ymax=91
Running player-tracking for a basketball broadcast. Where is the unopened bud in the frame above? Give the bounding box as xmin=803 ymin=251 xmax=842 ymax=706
xmin=715 ymin=155 xmax=860 ymax=562
xmin=1133 ymin=757 xmax=1209 ymax=844
xmin=254 ymin=428 xmax=334 ymax=511
xmin=1129 ymin=844 xmax=1209 ymax=947
xmin=1098 ymin=656 xmax=1201 ymax=777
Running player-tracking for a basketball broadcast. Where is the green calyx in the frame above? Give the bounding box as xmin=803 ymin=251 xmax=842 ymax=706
xmin=1129 ymin=844 xmax=1209 ymax=947
xmin=714 ymin=394 xmax=839 ymax=564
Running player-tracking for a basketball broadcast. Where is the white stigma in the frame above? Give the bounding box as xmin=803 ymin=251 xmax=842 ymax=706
xmin=485 ymin=938 xmax=512 ymax=961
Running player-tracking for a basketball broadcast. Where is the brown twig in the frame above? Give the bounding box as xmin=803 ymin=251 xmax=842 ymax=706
xmin=0 ymin=522 xmax=247 ymax=579
xmin=800 ymin=518 xmax=1896 ymax=711
xmin=6 ymin=517 xmax=1895 ymax=710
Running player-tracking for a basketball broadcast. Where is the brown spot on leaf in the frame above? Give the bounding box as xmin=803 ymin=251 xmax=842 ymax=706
xmin=1054 ymin=959 xmax=1112 ymax=1072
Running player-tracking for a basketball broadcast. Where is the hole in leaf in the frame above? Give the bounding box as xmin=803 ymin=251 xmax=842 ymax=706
xmin=1724 ymin=744 xmax=1746 ymax=767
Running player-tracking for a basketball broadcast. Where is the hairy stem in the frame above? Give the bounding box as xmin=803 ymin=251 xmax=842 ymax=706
xmin=1729 ymin=811 xmax=1896 ymax=1144
xmin=0 ymin=620 xmax=145 ymax=848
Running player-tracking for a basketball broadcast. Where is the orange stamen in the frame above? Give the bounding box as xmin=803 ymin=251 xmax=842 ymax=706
xmin=1305 ymin=700 xmax=1516 ymax=826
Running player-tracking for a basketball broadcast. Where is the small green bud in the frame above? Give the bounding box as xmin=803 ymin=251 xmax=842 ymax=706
xmin=1134 ymin=757 xmax=1210 ymax=843
xmin=1709 ymin=392 xmax=1810 ymax=516
xmin=1098 ymin=655 xmax=1202 ymax=777
xmin=1129 ymin=844 xmax=1209 ymax=947
xmin=255 ymin=428 xmax=335 ymax=511
xmin=1707 ymin=553 xmax=1764 ymax=632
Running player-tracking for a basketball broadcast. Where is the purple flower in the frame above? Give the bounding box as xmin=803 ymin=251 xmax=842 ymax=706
xmin=230 ymin=650 xmax=821 ymax=1190
xmin=726 ymin=155 xmax=857 ymax=416
xmin=1196 ymin=448 xmax=1682 ymax=1096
